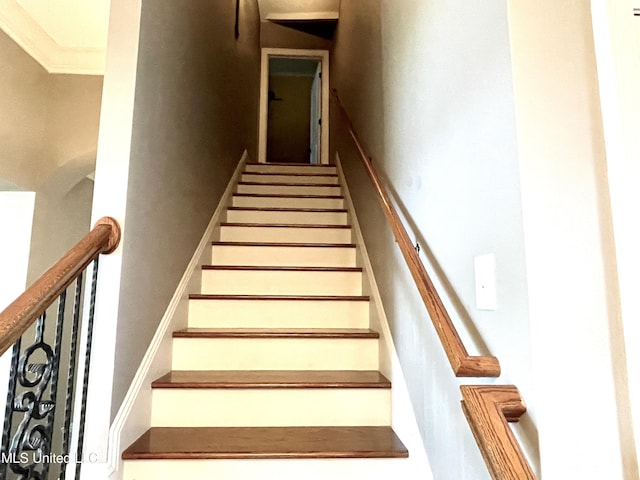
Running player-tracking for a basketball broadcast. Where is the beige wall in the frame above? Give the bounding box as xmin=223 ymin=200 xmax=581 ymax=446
xmin=508 ymin=0 xmax=635 ymax=477
xmin=46 ymin=75 xmax=104 ymax=169
xmin=591 ymin=1 xmax=640 ymax=466
xmin=333 ymin=0 xmax=636 ymax=478
xmin=27 ymin=75 xmax=103 ymax=283
xmin=0 ymin=29 xmax=103 ymax=283
xmin=332 ymin=0 xmax=532 ymax=478
xmin=107 ymin=0 xmax=261 ymax=418
xmin=0 ymin=29 xmax=50 ymax=189
xmin=0 ymin=31 xmax=103 ymax=190
xmin=267 ymin=75 xmax=313 ymax=163
xmin=27 ymin=179 xmax=95 ymax=284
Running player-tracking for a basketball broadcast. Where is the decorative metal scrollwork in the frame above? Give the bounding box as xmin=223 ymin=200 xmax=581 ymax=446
xmin=1 ymin=258 xmax=100 ymax=480
xmin=2 ymin=308 xmax=59 ymax=480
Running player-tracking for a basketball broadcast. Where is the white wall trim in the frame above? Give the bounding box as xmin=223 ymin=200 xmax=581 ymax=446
xmin=258 ymin=48 xmax=330 ymax=165
xmin=335 ymin=153 xmax=433 ymax=479
xmin=0 ymin=0 xmax=105 ymax=75
xmin=265 ymin=11 xmax=339 ymax=21
xmin=104 ymin=151 xmax=248 ymax=479
xmin=0 ymin=192 xmax=36 ymax=425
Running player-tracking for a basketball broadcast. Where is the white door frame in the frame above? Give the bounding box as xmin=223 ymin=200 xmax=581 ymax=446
xmin=258 ymin=48 xmax=330 ymax=164
xmin=309 ymin=61 xmax=322 ymax=165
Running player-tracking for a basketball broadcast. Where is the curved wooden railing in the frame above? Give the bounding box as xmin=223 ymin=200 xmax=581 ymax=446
xmin=461 ymin=386 xmax=535 ymax=479
xmin=330 ymin=89 xmax=500 ymax=378
xmin=0 ymin=217 xmax=120 ymax=356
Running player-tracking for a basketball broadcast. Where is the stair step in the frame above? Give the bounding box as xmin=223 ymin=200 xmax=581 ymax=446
xmin=219 ymin=222 xmax=352 ymax=243
xmin=233 ymin=193 xmax=344 ymax=209
xmin=122 ymin=426 xmax=408 ymax=460
xmin=173 ymin=328 xmax=378 ymax=339
xmin=187 ymin=294 xmax=369 ymax=328
xmin=209 ymin=241 xmax=356 ymax=267
xmin=241 ymin=172 xmax=339 ymax=184
xmin=237 ymin=182 xmax=342 ymax=196
xmin=244 ymin=163 xmax=337 ymax=175
xmin=210 ymin=241 xmax=355 ymax=267
xmin=149 ymin=370 xmax=392 ymax=427
xmin=226 ymin=207 xmax=348 ymax=225
xmin=200 ymin=265 xmax=362 ymax=295
xmin=240 ymin=181 xmax=339 ymax=187
xmin=152 ymin=370 xmax=390 ymax=388
xmin=123 ymin=458 xmax=414 ymax=480
xmin=171 ymin=328 xmax=379 ymax=370
xmin=227 ymin=207 xmax=347 ymax=212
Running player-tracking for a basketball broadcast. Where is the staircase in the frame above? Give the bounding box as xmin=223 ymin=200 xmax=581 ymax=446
xmin=121 ymin=161 xmax=408 ymax=479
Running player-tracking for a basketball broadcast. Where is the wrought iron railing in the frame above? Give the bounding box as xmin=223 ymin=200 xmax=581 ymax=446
xmin=0 ymin=217 xmax=120 ymax=480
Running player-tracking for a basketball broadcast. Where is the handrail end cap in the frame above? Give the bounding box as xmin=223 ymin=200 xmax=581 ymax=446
xmin=94 ymin=216 xmax=121 ymax=254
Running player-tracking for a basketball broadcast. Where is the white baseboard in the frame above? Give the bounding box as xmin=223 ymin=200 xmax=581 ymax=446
xmin=104 ymin=150 xmax=248 ymax=479
xmin=335 ymin=153 xmax=434 ymax=479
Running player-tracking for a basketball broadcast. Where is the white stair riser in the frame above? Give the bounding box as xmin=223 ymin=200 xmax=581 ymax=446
xmin=124 ymin=458 xmax=418 ymax=480
xmin=233 ymin=196 xmax=344 ymax=209
xmin=226 ymin=210 xmax=348 ymax=226
xmin=220 ymin=226 xmax=352 ymax=244
xmin=151 ymin=389 xmax=391 ymax=427
xmin=242 ymin=173 xmax=339 ymax=185
xmin=237 ymin=184 xmax=341 ymax=196
xmin=210 ymin=245 xmax=356 ymax=267
xmin=244 ymin=164 xmax=337 ymax=175
xmin=188 ymin=299 xmax=369 ymax=329
xmin=172 ymin=338 xmax=379 ymax=370
xmin=200 ymin=270 xmax=362 ymax=295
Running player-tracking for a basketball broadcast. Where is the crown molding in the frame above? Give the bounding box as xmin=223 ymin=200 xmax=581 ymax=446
xmin=0 ymin=0 xmax=105 ymax=75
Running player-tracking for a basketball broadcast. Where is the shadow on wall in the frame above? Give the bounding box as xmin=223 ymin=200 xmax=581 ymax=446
xmin=0 ymin=179 xmax=26 ymax=191
xmin=27 ymin=152 xmax=97 ymax=285
xmin=41 ymin=152 xmax=97 ymax=197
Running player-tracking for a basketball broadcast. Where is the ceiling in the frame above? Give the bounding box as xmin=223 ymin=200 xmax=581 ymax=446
xmin=0 ymin=0 xmax=338 ymax=76
xmin=0 ymin=0 xmax=110 ymax=74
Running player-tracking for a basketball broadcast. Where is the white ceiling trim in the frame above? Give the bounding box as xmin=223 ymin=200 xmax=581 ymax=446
xmin=0 ymin=0 xmax=105 ymax=75
xmin=257 ymin=0 xmax=339 ymax=22
xmin=265 ymin=11 xmax=339 ymax=21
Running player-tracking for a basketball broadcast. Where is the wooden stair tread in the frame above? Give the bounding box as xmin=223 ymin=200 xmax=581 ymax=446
xmin=152 ymin=370 xmax=391 ymax=389
xmin=122 ymin=426 xmax=408 ymax=460
xmin=227 ymin=207 xmax=347 ymax=213
xmin=220 ymin=222 xmax=350 ymax=229
xmin=173 ymin=328 xmax=379 ymax=339
xmin=233 ymin=193 xmax=343 ymax=199
xmin=201 ymin=265 xmax=362 ymax=272
xmin=188 ymin=294 xmax=369 ymax=301
xmin=211 ymin=241 xmax=356 ymax=248
xmin=238 ymin=181 xmax=340 ymax=187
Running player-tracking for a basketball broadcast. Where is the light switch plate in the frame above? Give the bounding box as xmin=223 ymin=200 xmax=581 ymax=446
xmin=474 ymin=253 xmax=496 ymax=311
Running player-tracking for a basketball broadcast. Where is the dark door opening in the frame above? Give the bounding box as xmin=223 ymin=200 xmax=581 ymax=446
xmin=266 ymin=57 xmax=321 ymax=164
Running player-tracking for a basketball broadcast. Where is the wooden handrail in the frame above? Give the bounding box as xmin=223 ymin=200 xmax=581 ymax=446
xmin=0 ymin=216 xmax=121 ymax=356
xmin=331 ymin=89 xmax=500 ymax=377
xmin=461 ymin=385 xmax=535 ymax=479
